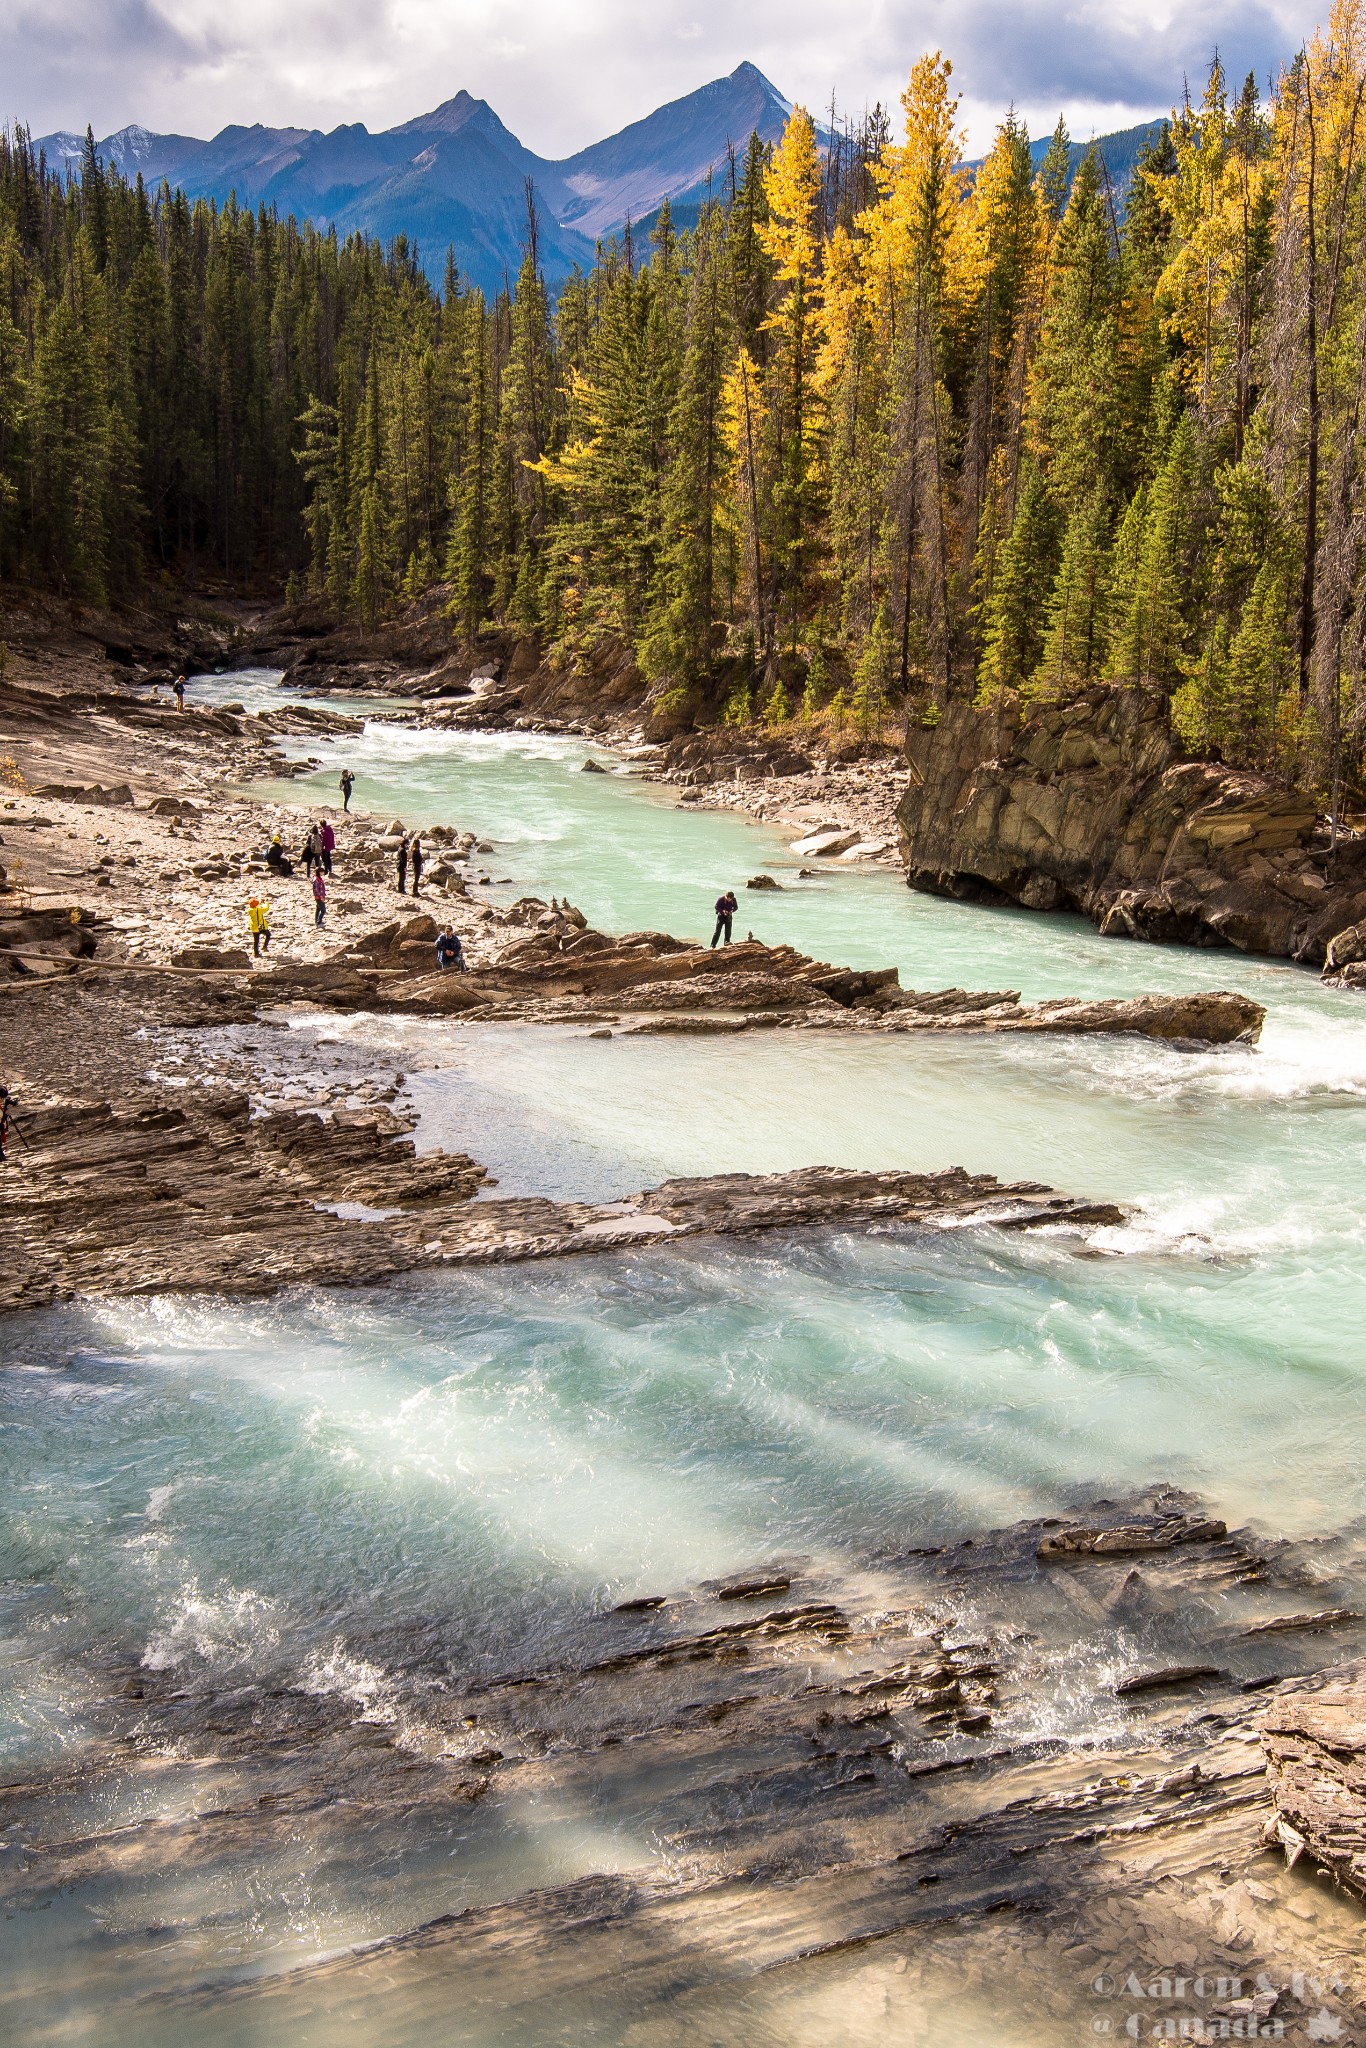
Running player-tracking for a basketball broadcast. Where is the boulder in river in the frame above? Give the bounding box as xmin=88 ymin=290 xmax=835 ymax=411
xmin=999 ymin=990 xmax=1265 ymax=1045
xmin=1115 ymin=1663 xmax=1222 ymax=1695
xmin=790 ymin=827 xmax=860 ymax=857
xmin=1038 ymin=1511 xmax=1227 ymax=1558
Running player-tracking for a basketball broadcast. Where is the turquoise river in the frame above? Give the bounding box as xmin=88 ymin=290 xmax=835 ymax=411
xmin=3 ymin=671 xmax=1365 ymax=2043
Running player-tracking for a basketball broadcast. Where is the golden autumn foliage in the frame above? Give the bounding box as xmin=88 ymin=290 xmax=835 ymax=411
xmin=10 ymin=11 xmax=1366 ymax=792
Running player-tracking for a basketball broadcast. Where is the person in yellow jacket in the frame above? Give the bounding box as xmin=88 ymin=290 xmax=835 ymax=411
xmin=247 ymin=896 xmax=271 ymax=958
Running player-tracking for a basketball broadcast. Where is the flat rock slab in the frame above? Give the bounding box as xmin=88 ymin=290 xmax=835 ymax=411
xmin=1039 ymin=1513 xmax=1228 ymax=1560
xmin=1116 ymin=1663 xmax=1223 ymax=1695
xmin=2 ymin=1123 xmax=1124 ymax=1310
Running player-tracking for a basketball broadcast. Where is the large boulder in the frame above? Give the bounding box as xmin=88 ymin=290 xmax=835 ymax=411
xmin=172 ymin=946 xmax=251 ymax=970
xmin=1325 ymin=920 xmax=1366 ymax=971
xmin=790 ymin=827 xmax=860 ymax=857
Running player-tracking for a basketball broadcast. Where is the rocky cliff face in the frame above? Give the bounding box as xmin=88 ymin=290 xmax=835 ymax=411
xmin=897 ymin=686 xmax=1366 ymax=962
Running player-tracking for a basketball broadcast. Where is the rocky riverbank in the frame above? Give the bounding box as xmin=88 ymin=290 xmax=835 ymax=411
xmin=4 ymin=1057 xmax=1121 ymax=1309
xmin=231 ymin=591 xmax=1366 ymax=978
xmin=0 ymin=649 xmax=1272 ymax=1315
xmin=5 ymin=605 xmax=1366 ymax=2026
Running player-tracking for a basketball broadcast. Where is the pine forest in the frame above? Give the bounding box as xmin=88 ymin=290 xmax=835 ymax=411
xmin=5 ymin=3 xmax=1366 ymax=803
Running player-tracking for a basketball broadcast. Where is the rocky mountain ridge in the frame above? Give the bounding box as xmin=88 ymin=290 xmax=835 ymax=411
xmin=34 ymin=63 xmax=792 ymax=294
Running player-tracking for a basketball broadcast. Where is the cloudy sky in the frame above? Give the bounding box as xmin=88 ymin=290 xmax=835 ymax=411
xmin=6 ymin=0 xmax=1325 ymax=154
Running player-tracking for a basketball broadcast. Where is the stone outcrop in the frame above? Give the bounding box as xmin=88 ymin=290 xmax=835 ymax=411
xmin=2 ymin=1090 xmax=490 ymax=1310
xmin=1037 ymin=1510 xmax=1228 ymax=1559
xmin=897 ymin=686 xmax=1366 ymax=962
xmin=1261 ymin=1660 xmax=1366 ymax=1897
xmin=276 ymin=920 xmax=1265 ymax=1043
xmin=0 ymin=902 xmax=99 ymax=974
xmin=1324 ymin=919 xmax=1366 ymax=988
xmin=1 ymin=1105 xmax=1118 ymax=1310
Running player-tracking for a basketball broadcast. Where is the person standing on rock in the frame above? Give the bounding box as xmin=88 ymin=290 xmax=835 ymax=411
xmin=711 ymin=889 xmax=738 ymax=948
xmin=339 ymin=768 xmax=355 ymax=812
xmin=410 ymin=834 xmax=425 ymax=896
xmin=173 ymin=674 xmax=186 ymax=711
xmin=247 ymin=897 xmax=271 ymax=957
xmin=396 ymin=835 xmax=409 ymax=894
xmin=301 ymin=823 xmax=321 ymax=878
xmin=319 ymin=819 xmax=335 ymax=875
xmin=311 ymin=868 xmax=327 ymax=928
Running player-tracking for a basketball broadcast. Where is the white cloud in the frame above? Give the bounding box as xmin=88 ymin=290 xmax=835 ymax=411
xmin=3 ymin=0 xmax=1327 ymax=157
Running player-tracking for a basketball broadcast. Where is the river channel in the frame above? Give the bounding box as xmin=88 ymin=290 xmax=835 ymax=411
xmin=4 ymin=675 xmax=1366 ymax=2042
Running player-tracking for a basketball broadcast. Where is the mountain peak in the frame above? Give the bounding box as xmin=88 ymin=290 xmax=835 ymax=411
xmin=389 ymin=91 xmax=514 ymax=143
xmin=729 ymin=60 xmax=780 ymax=90
xmin=553 ymin=63 xmax=793 ymax=237
xmin=33 ymin=65 xmax=797 ymax=294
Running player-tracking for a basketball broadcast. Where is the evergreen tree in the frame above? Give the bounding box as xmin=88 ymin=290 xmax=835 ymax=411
xmin=852 ymin=601 xmax=895 ymax=734
xmin=642 ymin=203 xmax=730 ymax=684
xmin=1107 ymin=416 xmax=1196 ymax=686
xmin=1034 ymin=491 xmax=1112 ymax=697
xmin=976 ymin=465 xmax=1058 ymax=698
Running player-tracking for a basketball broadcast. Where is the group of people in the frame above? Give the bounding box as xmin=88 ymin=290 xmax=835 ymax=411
xmin=395 ymin=833 xmax=425 ymax=895
xmin=259 ymin=840 xmax=327 ymax=927
xmin=246 ymin=771 xmax=469 ymax=958
xmin=252 ymin=769 xmax=360 ymax=945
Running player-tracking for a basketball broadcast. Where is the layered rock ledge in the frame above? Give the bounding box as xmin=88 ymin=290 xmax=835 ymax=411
xmin=897 ymin=685 xmax=1366 ymax=963
xmin=8 ymin=1484 xmax=1364 ymax=2039
xmin=1261 ymin=1660 xmax=1366 ymax=1898
xmin=2 ymin=1092 xmax=1120 ymax=1310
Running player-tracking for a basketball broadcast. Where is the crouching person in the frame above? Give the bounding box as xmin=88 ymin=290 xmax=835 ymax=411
xmin=436 ymin=925 xmax=465 ymax=971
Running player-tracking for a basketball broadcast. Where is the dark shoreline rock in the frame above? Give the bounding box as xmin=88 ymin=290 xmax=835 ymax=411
xmin=897 ymin=685 xmax=1366 ymax=964
xmin=0 ymin=1120 xmax=1123 ymax=1311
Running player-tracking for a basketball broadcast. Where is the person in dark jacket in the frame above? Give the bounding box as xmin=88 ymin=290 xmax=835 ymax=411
xmin=436 ymin=926 xmax=465 ymax=971
xmin=410 ymin=834 xmax=425 ymax=895
xmin=339 ymin=768 xmax=355 ymax=812
xmin=265 ymin=834 xmax=294 ymax=878
xmin=396 ymin=835 xmax=409 ymax=894
xmin=711 ymin=889 xmax=738 ymax=947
